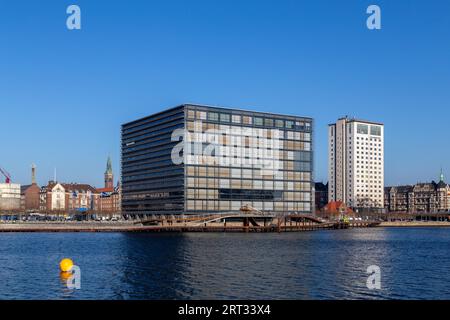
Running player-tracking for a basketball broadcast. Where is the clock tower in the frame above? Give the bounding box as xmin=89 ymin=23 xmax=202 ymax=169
xmin=105 ymin=156 xmax=114 ymax=189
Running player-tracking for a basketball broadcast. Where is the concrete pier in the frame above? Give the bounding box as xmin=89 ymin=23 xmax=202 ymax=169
xmin=0 ymin=219 xmax=380 ymax=233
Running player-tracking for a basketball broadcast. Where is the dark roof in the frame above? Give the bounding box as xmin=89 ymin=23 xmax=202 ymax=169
xmin=63 ymin=184 xmax=97 ymax=193
xmin=329 ymin=117 xmax=383 ymax=127
xmin=46 ymin=182 xmax=97 ymax=193
xmin=20 ymin=185 xmax=31 ymax=193
xmin=122 ymin=103 xmax=313 ymax=127
xmin=21 ymin=183 xmax=40 ymax=194
xmin=437 ymin=180 xmax=447 ymax=188
xmin=413 ymin=182 xmax=437 ymax=192
xmin=184 ymin=103 xmax=313 ymax=121
xmin=385 ymin=185 xmax=414 ymax=193
xmin=395 ymin=185 xmax=414 ymax=193
xmin=315 ymin=182 xmax=328 ymax=191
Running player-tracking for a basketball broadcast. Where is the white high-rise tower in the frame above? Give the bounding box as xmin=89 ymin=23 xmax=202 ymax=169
xmin=328 ymin=117 xmax=384 ymax=208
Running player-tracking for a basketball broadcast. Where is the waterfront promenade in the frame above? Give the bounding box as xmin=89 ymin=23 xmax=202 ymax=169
xmin=0 ymin=221 xmax=332 ymax=232
xmin=379 ymin=221 xmax=450 ymax=227
xmin=0 ymin=218 xmax=379 ymax=232
xmin=0 ymin=221 xmax=138 ymax=232
xmin=2 ymin=214 xmax=449 ymax=233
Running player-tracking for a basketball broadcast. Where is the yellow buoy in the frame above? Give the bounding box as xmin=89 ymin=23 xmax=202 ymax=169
xmin=60 ymin=258 xmax=74 ymax=272
xmin=60 ymin=271 xmax=72 ymax=281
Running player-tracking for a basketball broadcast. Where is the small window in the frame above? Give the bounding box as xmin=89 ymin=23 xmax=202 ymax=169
xmin=220 ymin=113 xmax=231 ymax=123
xmin=242 ymin=116 xmax=252 ymax=125
xmin=232 ymin=115 xmax=241 ymax=124
xmin=208 ymin=112 xmax=219 ymax=121
xmin=370 ymin=125 xmax=381 ymax=136
xmin=187 ymin=110 xmax=195 ymax=119
xmin=264 ymin=118 xmax=274 ymax=127
xmin=255 ymin=117 xmax=264 ymax=126
xmin=275 ymin=119 xmax=284 ymax=128
xmin=357 ymin=124 xmax=369 ymax=134
xmin=296 ymin=121 xmax=305 ymax=130
xmin=197 ymin=111 xmax=207 ymax=120
xmin=286 ymin=120 xmax=294 ymax=129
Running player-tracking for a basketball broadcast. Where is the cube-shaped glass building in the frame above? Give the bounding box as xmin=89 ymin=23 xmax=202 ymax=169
xmin=121 ymin=104 xmax=314 ymax=216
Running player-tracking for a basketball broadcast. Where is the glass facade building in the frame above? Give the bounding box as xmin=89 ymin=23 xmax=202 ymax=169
xmin=122 ymin=104 xmax=314 ymax=216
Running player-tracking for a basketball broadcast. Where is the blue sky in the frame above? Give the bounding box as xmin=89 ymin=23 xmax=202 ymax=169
xmin=1 ymin=0 xmax=449 ymax=187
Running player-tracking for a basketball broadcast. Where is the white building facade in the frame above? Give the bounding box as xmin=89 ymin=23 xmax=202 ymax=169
xmin=328 ymin=117 xmax=384 ymax=208
xmin=0 ymin=183 xmax=21 ymax=210
xmin=51 ymin=183 xmax=66 ymax=211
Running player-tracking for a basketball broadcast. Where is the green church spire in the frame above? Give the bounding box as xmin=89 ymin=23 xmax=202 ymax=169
xmin=106 ymin=156 xmax=113 ymax=175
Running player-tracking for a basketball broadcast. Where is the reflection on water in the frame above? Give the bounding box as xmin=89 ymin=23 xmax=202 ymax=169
xmin=0 ymin=228 xmax=449 ymax=299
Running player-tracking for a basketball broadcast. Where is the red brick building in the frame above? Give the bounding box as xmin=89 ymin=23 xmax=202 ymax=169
xmin=21 ymin=184 xmax=40 ymax=211
xmin=96 ymin=157 xmax=121 ymax=215
xmin=39 ymin=182 xmax=99 ymax=213
xmin=37 ymin=158 xmax=121 ymax=215
xmin=317 ymin=201 xmax=355 ymax=220
xmin=20 ymin=164 xmax=40 ymax=211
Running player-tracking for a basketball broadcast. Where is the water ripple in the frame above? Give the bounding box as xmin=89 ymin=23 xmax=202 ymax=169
xmin=0 ymin=228 xmax=449 ymax=299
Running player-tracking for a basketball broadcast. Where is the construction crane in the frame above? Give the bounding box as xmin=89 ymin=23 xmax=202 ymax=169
xmin=0 ymin=167 xmax=11 ymax=183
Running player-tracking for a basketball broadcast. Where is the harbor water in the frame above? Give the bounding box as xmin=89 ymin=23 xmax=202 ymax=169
xmin=0 ymin=227 xmax=449 ymax=300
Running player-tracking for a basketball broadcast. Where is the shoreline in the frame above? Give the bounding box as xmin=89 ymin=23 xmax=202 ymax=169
xmin=0 ymin=220 xmax=354 ymax=233
xmin=378 ymin=221 xmax=450 ymax=227
xmin=0 ymin=221 xmax=448 ymax=232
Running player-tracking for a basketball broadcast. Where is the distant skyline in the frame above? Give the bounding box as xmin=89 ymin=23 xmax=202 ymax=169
xmin=1 ymin=0 xmax=450 ymax=187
